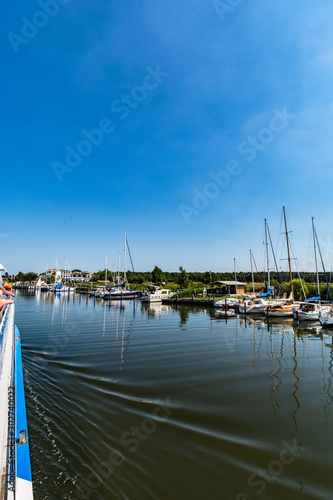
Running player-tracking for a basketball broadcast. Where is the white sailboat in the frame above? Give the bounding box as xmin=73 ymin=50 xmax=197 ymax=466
xmin=103 ymin=232 xmax=137 ymax=300
xmin=239 ymin=244 xmax=271 ymax=314
xmin=266 ymin=207 xmax=299 ymax=318
xmin=293 ymin=218 xmax=332 ymax=321
xmin=239 ymin=238 xmax=277 ymax=315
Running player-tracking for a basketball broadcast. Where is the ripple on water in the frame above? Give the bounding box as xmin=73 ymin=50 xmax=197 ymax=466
xmin=16 ymin=293 xmax=333 ymax=499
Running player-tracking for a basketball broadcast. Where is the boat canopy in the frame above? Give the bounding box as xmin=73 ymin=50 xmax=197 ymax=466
xmin=112 ymin=282 xmax=126 ymax=289
xmin=257 ymin=290 xmax=271 ymax=298
xmin=305 ymin=295 xmax=321 ymax=301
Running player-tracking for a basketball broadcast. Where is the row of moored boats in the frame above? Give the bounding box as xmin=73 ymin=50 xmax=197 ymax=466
xmin=214 ymin=296 xmax=333 ymax=326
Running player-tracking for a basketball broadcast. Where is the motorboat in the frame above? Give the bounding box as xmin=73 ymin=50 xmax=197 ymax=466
xmin=141 ymin=286 xmax=174 ymax=303
xmin=292 ymin=302 xmax=331 ymax=321
xmin=238 ymin=297 xmax=268 ymax=315
xmin=214 ymin=297 xmax=239 ymax=310
xmin=52 ymin=284 xmax=75 ymax=293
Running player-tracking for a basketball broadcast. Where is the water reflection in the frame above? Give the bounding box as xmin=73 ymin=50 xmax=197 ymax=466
xmin=270 ymin=332 xmax=279 ymax=414
xmin=15 ymin=291 xmax=333 ymax=500
xmin=165 ymin=304 xmax=333 ymax=431
xmin=141 ymin=302 xmax=171 ymax=318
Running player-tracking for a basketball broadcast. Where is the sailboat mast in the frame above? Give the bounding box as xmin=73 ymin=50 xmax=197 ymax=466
xmin=312 ymin=217 xmax=320 ymax=297
xmin=250 ymin=249 xmax=254 ymax=295
xmin=283 ymin=206 xmax=293 ymax=300
xmin=105 ymin=254 xmax=108 ymax=286
xmin=265 ymin=219 xmax=270 ymax=290
xmin=124 ymin=230 xmax=127 ymax=286
xmin=234 ymin=258 xmax=237 ymax=296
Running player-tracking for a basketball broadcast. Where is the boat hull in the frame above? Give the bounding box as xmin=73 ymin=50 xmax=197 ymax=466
xmin=0 ymin=305 xmax=33 ymax=499
xmin=266 ymin=304 xmax=296 ymax=317
xmin=103 ymin=291 xmax=138 ymax=300
xmin=293 ymin=305 xmax=331 ymax=321
xmin=293 ymin=310 xmax=319 ymax=321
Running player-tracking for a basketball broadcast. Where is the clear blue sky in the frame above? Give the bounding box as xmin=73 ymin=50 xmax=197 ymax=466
xmin=1 ymin=0 xmax=333 ymax=275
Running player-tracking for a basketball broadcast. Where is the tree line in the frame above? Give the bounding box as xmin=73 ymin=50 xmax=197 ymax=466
xmin=11 ymin=268 xmax=332 ymax=285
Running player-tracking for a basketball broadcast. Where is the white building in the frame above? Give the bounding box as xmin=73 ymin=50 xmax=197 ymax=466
xmin=45 ymin=269 xmax=92 ymax=283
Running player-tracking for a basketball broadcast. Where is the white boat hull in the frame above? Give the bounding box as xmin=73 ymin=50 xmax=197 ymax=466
xmin=293 ymin=310 xmax=319 ymax=321
xmin=293 ymin=305 xmax=331 ymax=321
xmin=141 ymin=287 xmax=174 ymax=303
xmin=0 ymin=305 xmax=33 ymax=499
xmin=141 ymin=296 xmax=164 ymax=303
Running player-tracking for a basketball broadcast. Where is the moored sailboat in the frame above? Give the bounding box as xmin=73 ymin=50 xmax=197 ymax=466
xmin=103 ymin=231 xmax=137 ymax=300
xmin=292 ymin=217 xmax=332 ymax=321
xmin=266 ymin=207 xmax=299 ymax=318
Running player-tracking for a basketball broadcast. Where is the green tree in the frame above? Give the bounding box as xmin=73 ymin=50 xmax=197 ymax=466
xmin=15 ymin=271 xmax=38 ymax=282
xmin=15 ymin=272 xmax=24 ymax=281
xmin=271 ymin=279 xmax=280 ymax=290
xmin=179 ymin=266 xmax=189 ymax=289
xmin=152 ymin=266 xmax=165 ymax=283
xmin=283 ymin=279 xmax=308 ymax=300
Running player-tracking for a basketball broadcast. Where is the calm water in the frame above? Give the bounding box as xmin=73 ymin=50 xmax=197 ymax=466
xmin=15 ymin=291 xmax=333 ymax=500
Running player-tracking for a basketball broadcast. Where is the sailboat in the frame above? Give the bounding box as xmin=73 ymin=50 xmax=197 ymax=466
xmin=238 ymin=250 xmax=267 ymax=314
xmin=293 ymin=218 xmax=331 ymax=321
xmin=214 ymin=259 xmax=243 ymax=310
xmin=103 ymin=231 xmax=137 ymax=300
xmin=266 ymin=207 xmax=299 ymax=318
xmin=239 ymin=221 xmax=282 ymax=315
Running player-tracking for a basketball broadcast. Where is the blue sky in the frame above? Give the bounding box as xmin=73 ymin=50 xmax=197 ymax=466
xmin=1 ymin=0 xmax=333 ymax=275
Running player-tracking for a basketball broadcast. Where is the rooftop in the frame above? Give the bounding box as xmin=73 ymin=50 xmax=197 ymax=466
xmin=208 ymin=281 xmax=246 ymax=286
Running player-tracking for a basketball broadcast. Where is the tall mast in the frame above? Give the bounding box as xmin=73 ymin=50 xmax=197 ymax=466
xmin=283 ymin=206 xmax=293 ymax=300
xmin=312 ymin=217 xmax=320 ymax=296
xmin=267 ymin=221 xmax=282 ymax=287
xmin=265 ymin=219 xmax=270 ymax=290
xmin=250 ymin=249 xmax=254 ymax=295
xmin=105 ymin=254 xmax=108 ymax=286
xmin=124 ymin=230 xmax=127 ymax=286
xmin=234 ymin=258 xmax=237 ymax=296
xmin=314 ymin=225 xmax=332 ymax=302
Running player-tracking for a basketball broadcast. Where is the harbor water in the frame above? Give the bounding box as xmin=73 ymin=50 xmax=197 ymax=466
xmin=16 ymin=291 xmax=333 ymax=499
